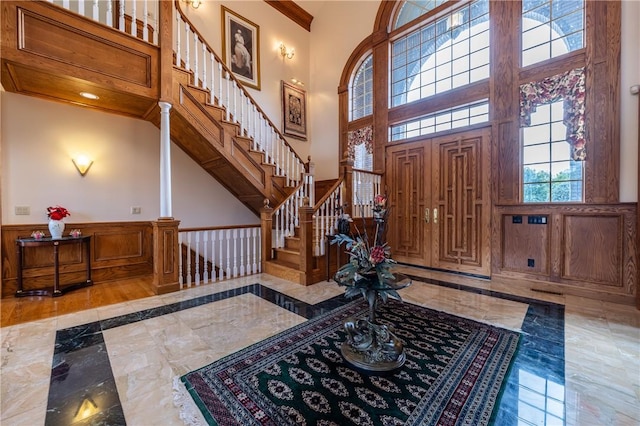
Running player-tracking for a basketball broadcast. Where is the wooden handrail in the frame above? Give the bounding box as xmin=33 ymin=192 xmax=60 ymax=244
xmin=179 ymin=224 xmax=260 ymax=233
xmin=173 ymin=0 xmax=306 ymax=169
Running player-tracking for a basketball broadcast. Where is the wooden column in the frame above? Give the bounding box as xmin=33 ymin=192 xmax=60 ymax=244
xmin=298 ymin=205 xmax=314 ymax=285
xmin=260 ymin=202 xmax=274 ymax=270
xmin=151 ymin=218 xmax=180 ymax=295
xmin=340 ymin=157 xmax=354 ymax=218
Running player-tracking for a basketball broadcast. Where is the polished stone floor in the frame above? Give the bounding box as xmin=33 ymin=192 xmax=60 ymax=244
xmin=1 ymin=267 xmax=639 ymax=425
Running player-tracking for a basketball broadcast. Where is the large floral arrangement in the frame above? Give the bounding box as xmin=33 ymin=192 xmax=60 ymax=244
xmin=47 ymin=205 xmax=70 ymax=221
xmin=332 ymin=194 xmax=401 ymax=304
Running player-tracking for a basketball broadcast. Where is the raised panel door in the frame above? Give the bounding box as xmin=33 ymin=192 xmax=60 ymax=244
xmin=386 ymin=141 xmax=431 ymax=265
xmin=431 ymin=128 xmax=491 ymax=276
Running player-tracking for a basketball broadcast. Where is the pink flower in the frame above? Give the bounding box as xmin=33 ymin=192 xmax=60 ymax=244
xmin=369 ymin=245 xmax=386 ymax=265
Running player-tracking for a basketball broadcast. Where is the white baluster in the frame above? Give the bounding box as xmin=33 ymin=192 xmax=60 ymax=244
xmin=186 ymin=232 xmax=192 ymax=286
xmin=143 ymin=0 xmax=148 ymax=42
xmin=194 ymin=231 xmax=201 ymax=284
xmin=232 ymin=81 xmax=238 ymax=123
xmin=63 ymin=0 xmax=70 ymax=10
xmin=193 ymin=33 xmax=199 ymax=85
xmin=225 ymin=72 xmax=231 ymax=121
xmin=202 ymin=230 xmax=209 ymax=283
xmin=119 ymin=0 xmax=125 ymax=32
xmin=184 ymin=23 xmax=190 ymax=71
xmin=178 ymin=232 xmax=184 ymax=286
xmin=78 ymin=0 xmax=85 ymax=17
xmin=209 ymin=53 xmax=215 ymax=101
xmin=211 ymin=230 xmax=216 ymax=282
xmin=219 ymin=230 xmax=224 ymax=281
xmin=233 ymin=228 xmax=239 ymax=277
xmin=202 ymin=43 xmax=207 ymax=90
xmin=239 ymin=91 xmax=245 ymax=135
xmin=239 ymin=228 xmax=245 ymax=276
xmin=131 ymin=1 xmax=137 ymax=38
xmin=226 ymin=230 xmax=232 ymax=278
xmin=252 ymin=228 xmax=258 ymax=273
xmin=175 ymin=14 xmax=181 ymax=67
xmin=257 ymin=228 xmax=262 ymax=273
xmin=106 ymin=1 xmax=113 ymax=28
xmin=218 ymin=62 xmax=223 ymax=107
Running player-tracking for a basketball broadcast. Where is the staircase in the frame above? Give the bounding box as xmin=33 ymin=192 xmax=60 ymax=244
xmin=0 ymin=0 xmax=340 ymax=286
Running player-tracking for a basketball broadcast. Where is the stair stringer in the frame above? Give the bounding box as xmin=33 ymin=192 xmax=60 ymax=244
xmin=148 ymin=67 xmax=295 ymax=215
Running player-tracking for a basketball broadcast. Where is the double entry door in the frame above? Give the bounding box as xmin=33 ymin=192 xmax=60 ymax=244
xmin=386 ymin=127 xmax=491 ymax=277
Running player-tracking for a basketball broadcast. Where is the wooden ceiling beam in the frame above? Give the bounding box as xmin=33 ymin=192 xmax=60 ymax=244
xmin=264 ymin=0 xmax=313 ymax=32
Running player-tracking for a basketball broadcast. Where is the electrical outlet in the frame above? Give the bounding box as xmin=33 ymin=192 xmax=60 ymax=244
xmin=15 ymin=206 xmax=30 ymax=215
xmin=131 ymin=206 xmax=141 ymax=215
xmin=527 ymin=258 xmax=535 ymax=267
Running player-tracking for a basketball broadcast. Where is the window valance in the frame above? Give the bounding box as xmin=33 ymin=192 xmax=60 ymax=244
xmin=520 ymin=67 xmax=586 ymax=161
xmin=347 ymin=125 xmax=373 ymax=161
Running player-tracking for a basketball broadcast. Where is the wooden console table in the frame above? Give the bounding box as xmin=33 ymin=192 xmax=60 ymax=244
xmin=15 ymin=236 xmax=93 ymax=297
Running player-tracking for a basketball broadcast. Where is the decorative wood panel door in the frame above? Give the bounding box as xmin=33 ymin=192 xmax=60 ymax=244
xmin=385 ymin=127 xmax=491 ymax=276
xmin=431 ymin=128 xmax=491 ymax=276
xmin=386 ymin=141 xmax=431 ymax=266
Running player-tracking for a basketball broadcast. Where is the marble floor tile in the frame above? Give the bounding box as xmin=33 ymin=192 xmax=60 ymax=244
xmin=1 ymin=269 xmax=639 ymax=426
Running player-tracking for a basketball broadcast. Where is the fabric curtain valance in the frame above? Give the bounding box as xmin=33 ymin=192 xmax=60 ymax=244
xmin=347 ymin=125 xmax=373 ymax=161
xmin=519 ymin=67 xmax=586 ymax=161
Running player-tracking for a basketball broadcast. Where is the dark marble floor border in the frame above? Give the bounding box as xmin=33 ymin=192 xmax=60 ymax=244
xmin=45 ymin=279 xmax=565 ymax=425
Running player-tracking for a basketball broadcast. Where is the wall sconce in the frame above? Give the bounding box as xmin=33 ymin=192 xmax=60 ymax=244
xmin=72 ymin=155 xmax=93 ymax=177
xmin=280 ymin=43 xmax=295 ymax=60
xmin=290 ymin=78 xmax=304 ymax=86
xmin=182 ymin=0 xmax=201 ymax=9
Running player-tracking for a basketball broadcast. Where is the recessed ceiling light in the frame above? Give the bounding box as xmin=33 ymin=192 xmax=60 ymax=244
xmin=80 ymin=92 xmax=99 ymax=100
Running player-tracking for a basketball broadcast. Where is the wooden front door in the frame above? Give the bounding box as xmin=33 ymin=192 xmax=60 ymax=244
xmin=386 ymin=127 xmax=491 ymax=276
xmin=386 ymin=141 xmax=432 ymax=266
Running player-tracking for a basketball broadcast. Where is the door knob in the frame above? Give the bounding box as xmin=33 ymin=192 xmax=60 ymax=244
xmin=433 ymin=208 xmax=438 ymax=224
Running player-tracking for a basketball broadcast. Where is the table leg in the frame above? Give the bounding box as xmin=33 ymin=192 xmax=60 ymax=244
xmin=15 ymin=244 xmax=23 ymax=296
xmin=85 ymin=238 xmax=93 ymax=285
xmin=53 ymin=242 xmax=62 ymax=296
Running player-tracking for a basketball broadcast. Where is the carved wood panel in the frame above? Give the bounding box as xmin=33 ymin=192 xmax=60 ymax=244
xmin=432 ymin=128 xmax=491 ymax=276
xmin=386 ymin=141 xmax=431 ymax=265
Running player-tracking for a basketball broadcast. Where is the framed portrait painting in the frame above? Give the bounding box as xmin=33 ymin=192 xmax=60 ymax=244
xmin=282 ymin=81 xmax=307 ymax=140
xmin=222 ymin=6 xmax=260 ymax=90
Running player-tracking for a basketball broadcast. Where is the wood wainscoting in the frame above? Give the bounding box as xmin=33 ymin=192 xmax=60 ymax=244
xmin=493 ymin=204 xmax=637 ymax=305
xmin=1 ymin=222 xmax=153 ymax=298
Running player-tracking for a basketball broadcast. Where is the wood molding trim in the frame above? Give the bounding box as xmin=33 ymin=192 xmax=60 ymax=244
xmin=263 ymin=0 xmax=313 ymax=32
xmin=1 ymin=222 xmax=154 ymax=298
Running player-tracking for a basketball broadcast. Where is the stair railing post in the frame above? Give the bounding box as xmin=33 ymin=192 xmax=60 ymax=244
xmin=298 ymin=201 xmax=314 ymax=285
xmin=340 ymin=154 xmax=354 ymax=218
xmin=261 ymin=200 xmax=274 ymax=269
xmin=152 ymin=218 xmax=181 ymax=294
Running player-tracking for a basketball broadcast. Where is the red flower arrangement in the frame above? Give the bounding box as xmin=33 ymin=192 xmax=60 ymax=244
xmin=47 ymin=206 xmax=70 ymax=221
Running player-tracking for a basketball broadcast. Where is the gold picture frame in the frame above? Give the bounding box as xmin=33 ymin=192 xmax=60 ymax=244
xmin=221 ymin=6 xmax=260 ymax=90
xmin=282 ymin=81 xmax=307 ymax=140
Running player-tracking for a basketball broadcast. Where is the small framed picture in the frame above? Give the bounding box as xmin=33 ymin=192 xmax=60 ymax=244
xmin=282 ymin=81 xmax=307 ymax=140
xmin=222 ymin=6 xmax=260 ymax=90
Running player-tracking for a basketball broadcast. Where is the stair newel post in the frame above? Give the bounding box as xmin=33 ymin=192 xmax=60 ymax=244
xmin=299 ymin=200 xmax=314 ymax=285
xmin=341 ymin=155 xmax=354 ymax=220
xmin=151 ymin=219 xmax=181 ymax=295
xmin=261 ymin=199 xmax=274 ymax=269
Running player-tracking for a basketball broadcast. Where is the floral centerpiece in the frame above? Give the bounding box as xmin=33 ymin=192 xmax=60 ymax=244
xmin=331 ymin=194 xmax=402 ymax=316
xmin=47 ymin=205 xmax=70 ymax=239
xmin=331 ymin=194 xmax=410 ymax=370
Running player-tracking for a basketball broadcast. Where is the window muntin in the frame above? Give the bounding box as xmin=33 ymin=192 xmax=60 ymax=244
xmin=522 ymin=101 xmax=583 ymax=203
xmin=390 ymin=0 xmax=489 ymax=108
xmin=393 ymin=0 xmax=448 ymax=29
xmin=390 ymin=100 xmax=489 ymax=141
xmin=350 ymin=55 xmax=373 ymax=121
xmin=522 ymin=0 xmax=584 ymax=67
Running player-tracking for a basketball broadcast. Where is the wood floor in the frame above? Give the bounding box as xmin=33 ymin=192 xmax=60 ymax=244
xmin=0 ymin=277 xmax=157 ymax=328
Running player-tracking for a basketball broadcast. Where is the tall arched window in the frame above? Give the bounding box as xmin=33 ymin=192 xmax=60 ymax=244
xmin=390 ymin=0 xmax=490 ymax=107
xmin=348 ymin=54 xmax=374 ymax=170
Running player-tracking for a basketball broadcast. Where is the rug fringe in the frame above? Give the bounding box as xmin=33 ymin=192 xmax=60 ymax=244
xmin=173 ymin=376 xmax=207 ymax=426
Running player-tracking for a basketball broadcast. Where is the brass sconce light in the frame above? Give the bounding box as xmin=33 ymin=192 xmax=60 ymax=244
xmin=182 ymin=0 xmax=201 ymax=9
xmin=279 ymin=43 xmax=295 ymax=60
xmin=72 ymin=155 xmax=93 ymax=177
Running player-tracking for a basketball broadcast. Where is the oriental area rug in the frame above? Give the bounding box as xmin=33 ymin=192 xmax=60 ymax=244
xmin=176 ymin=299 xmax=520 ymax=426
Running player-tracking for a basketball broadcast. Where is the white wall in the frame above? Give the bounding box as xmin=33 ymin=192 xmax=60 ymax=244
xmin=619 ymin=0 xmax=640 ymax=202
xmin=0 ymin=92 xmax=257 ymax=227
xmin=306 ymin=1 xmax=380 ymax=180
